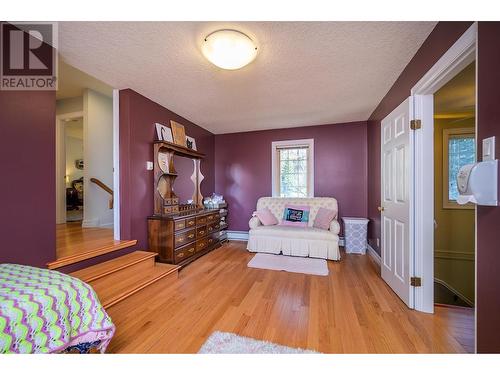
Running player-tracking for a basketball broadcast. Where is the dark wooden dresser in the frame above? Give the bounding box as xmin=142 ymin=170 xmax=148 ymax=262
xmin=148 ymin=209 xmax=228 ymax=266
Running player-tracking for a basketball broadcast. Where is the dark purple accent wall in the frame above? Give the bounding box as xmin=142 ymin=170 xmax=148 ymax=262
xmin=476 ymin=22 xmax=500 ymax=354
xmin=214 ymin=121 xmax=368 ymax=232
xmin=119 ymin=89 xmax=215 ymax=249
xmin=0 ymin=90 xmax=56 ymax=267
xmin=366 ymin=22 xmax=473 ymax=253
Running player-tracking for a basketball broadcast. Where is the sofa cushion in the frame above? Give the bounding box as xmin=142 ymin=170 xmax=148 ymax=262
xmin=281 ymin=204 xmax=310 ymax=227
xmin=250 ymin=225 xmax=338 ymax=242
xmin=254 ymin=208 xmax=278 ymax=226
xmin=313 ymin=207 xmax=337 ymax=230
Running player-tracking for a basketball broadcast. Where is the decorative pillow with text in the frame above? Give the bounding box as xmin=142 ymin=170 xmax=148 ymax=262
xmin=281 ymin=205 xmax=310 ymax=227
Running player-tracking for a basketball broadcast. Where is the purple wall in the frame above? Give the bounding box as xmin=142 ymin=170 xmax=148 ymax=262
xmin=119 ymin=89 xmax=215 ymax=249
xmin=366 ymin=22 xmax=473 ymax=253
xmin=476 ymin=22 xmax=500 ymax=354
xmin=215 ymin=121 xmax=368 ymax=232
xmin=0 ymin=90 xmax=56 ymax=267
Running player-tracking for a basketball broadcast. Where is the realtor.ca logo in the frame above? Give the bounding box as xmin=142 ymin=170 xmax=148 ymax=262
xmin=1 ymin=22 xmax=58 ymax=91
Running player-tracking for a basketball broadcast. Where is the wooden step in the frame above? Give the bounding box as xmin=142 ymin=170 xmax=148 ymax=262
xmin=48 ymin=239 xmax=138 ymax=269
xmin=70 ymin=251 xmax=180 ymax=309
xmin=71 ymin=250 xmax=157 ymax=283
xmin=95 ymin=263 xmax=179 ymax=309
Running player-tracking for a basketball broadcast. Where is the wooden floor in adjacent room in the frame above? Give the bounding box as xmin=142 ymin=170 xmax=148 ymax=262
xmin=48 ymin=223 xmax=136 ymax=269
xmin=106 ymin=241 xmax=474 ymax=354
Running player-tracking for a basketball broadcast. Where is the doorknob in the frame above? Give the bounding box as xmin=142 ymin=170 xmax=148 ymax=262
xmin=377 ymin=206 xmax=385 ymax=212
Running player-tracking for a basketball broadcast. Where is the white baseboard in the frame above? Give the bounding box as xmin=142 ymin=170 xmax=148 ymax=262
xmin=227 ymin=231 xmax=249 ymax=241
xmin=99 ymin=222 xmax=114 ymax=229
xmin=367 ymin=243 xmax=381 ymax=266
xmin=434 ymin=277 xmax=474 ymax=307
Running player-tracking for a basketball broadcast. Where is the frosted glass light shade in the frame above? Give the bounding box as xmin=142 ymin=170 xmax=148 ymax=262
xmin=202 ymin=29 xmax=257 ymax=70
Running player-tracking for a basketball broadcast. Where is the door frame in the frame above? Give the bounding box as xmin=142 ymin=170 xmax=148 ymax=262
xmin=56 ymin=90 xmax=121 ymax=241
xmin=55 ymin=111 xmax=84 ymax=224
xmin=410 ymin=23 xmax=477 ymax=313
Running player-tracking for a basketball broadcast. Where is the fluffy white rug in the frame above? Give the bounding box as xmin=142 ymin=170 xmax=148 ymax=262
xmin=247 ymin=253 xmax=329 ymax=276
xmin=198 ymin=331 xmax=317 ymax=354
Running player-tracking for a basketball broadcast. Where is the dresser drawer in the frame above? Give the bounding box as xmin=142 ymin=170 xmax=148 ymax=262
xmin=185 ymin=217 xmax=196 ymax=228
xmin=174 ymin=228 xmax=196 ymax=248
xmin=196 ymin=225 xmax=207 ymax=238
xmin=174 ymin=219 xmax=186 ymax=231
xmin=207 ymin=235 xmax=217 ymax=247
xmin=207 ymin=221 xmax=221 ymax=233
xmin=196 ymin=215 xmax=208 ymax=225
xmin=174 ymin=243 xmax=196 ymax=263
xmin=196 ymin=238 xmax=208 ymax=252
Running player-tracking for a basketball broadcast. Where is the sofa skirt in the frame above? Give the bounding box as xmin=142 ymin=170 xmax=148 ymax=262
xmin=247 ymin=233 xmax=340 ymax=261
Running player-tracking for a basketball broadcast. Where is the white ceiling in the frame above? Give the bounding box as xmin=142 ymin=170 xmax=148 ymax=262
xmin=58 ymin=22 xmax=436 ymax=134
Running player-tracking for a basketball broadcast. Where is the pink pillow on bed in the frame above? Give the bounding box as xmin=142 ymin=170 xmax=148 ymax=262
xmin=254 ymin=208 xmax=279 ymax=226
xmin=313 ymin=207 xmax=337 ymax=230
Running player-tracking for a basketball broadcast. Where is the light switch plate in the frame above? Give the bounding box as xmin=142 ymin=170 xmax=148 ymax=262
xmin=146 ymin=161 xmax=154 ymax=170
xmin=483 ymin=136 xmax=495 ymax=161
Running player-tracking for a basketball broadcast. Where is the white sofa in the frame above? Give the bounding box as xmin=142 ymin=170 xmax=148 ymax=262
xmin=247 ymin=197 xmax=341 ymax=261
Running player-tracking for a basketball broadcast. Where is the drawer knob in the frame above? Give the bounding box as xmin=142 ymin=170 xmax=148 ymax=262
xmin=188 ymin=234 xmax=194 ymax=238
xmin=177 ymin=253 xmax=184 ymax=258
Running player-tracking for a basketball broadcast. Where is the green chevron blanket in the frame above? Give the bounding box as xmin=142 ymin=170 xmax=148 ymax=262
xmin=0 ymin=264 xmax=115 ymax=353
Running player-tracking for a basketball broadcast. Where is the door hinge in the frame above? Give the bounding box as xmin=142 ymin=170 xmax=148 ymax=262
xmin=410 ymin=277 xmax=422 ymax=287
xmin=410 ymin=119 xmax=421 ymax=130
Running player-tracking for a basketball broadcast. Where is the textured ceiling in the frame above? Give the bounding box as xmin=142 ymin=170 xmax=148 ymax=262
xmin=58 ymin=22 xmax=436 ymax=134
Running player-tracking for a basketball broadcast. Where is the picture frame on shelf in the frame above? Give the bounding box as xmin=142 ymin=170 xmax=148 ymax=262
xmin=186 ymin=135 xmax=197 ymax=150
xmin=170 ymin=120 xmax=187 ymax=147
xmin=155 ymin=123 xmax=173 ymax=143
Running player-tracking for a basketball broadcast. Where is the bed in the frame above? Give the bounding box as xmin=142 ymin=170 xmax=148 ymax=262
xmin=0 ymin=263 xmax=115 ymax=354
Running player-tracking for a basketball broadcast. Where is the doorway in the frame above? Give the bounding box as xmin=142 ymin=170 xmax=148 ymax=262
xmin=380 ymin=23 xmax=477 ymax=314
xmin=433 ymin=62 xmax=476 ymax=308
xmin=53 ymin=60 xmax=119 ymax=264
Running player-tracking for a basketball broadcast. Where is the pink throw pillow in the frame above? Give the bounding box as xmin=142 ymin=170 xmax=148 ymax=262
xmin=313 ymin=207 xmax=337 ymax=230
xmin=280 ymin=205 xmax=310 ymax=227
xmin=254 ymin=208 xmax=278 ymax=226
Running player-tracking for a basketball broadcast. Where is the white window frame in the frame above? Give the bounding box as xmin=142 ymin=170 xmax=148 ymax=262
xmin=271 ymin=139 xmax=314 ymax=198
xmin=442 ymin=127 xmax=475 ymax=209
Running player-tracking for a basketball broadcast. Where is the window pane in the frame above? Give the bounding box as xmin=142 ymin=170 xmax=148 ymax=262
xmin=279 ymin=147 xmax=309 ymax=198
xmin=448 ymin=136 xmax=475 ymax=201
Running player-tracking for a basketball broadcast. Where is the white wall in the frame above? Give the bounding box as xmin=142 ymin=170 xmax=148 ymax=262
xmin=65 ymin=131 xmax=84 ymax=187
xmin=57 ymin=96 xmax=83 ymax=115
xmin=82 ymin=89 xmax=114 ymax=228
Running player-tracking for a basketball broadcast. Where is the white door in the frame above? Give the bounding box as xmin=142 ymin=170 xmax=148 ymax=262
xmin=380 ymin=97 xmax=413 ymax=308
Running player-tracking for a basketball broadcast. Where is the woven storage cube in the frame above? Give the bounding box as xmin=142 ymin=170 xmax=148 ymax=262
xmin=342 ymin=217 xmax=369 ymax=254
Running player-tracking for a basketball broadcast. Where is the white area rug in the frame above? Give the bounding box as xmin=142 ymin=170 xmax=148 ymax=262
xmin=247 ymin=253 xmax=329 ymax=276
xmin=198 ymin=331 xmax=317 ymax=354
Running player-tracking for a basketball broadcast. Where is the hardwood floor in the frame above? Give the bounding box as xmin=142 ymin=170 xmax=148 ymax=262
xmin=48 ymin=223 xmax=137 ymax=269
xmin=106 ymin=241 xmax=474 ymax=353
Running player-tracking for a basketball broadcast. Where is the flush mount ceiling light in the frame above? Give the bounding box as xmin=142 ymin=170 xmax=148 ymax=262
xmin=201 ymin=29 xmax=258 ymax=70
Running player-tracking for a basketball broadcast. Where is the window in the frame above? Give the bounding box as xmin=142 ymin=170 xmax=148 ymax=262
xmin=272 ymin=139 xmax=314 ymax=198
xmin=443 ymin=128 xmax=475 ymax=208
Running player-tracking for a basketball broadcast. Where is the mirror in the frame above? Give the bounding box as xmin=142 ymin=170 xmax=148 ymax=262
xmin=172 ymin=155 xmax=196 ymax=204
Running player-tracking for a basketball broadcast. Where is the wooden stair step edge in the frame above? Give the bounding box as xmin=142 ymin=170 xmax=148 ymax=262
xmin=48 ymin=239 xmax=138 ymax=270
xmin=101 ymin=263 xmax=180 ymax=309
xmin=70 ymin=250 xmax=157 ymax=283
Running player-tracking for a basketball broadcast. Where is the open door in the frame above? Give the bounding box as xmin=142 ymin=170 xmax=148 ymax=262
xmin=380 ymin=97 xmax=414 ymax=308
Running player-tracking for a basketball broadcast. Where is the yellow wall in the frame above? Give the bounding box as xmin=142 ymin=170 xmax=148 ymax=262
xmin=434 ymin=118 xmax=475 ymax=304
